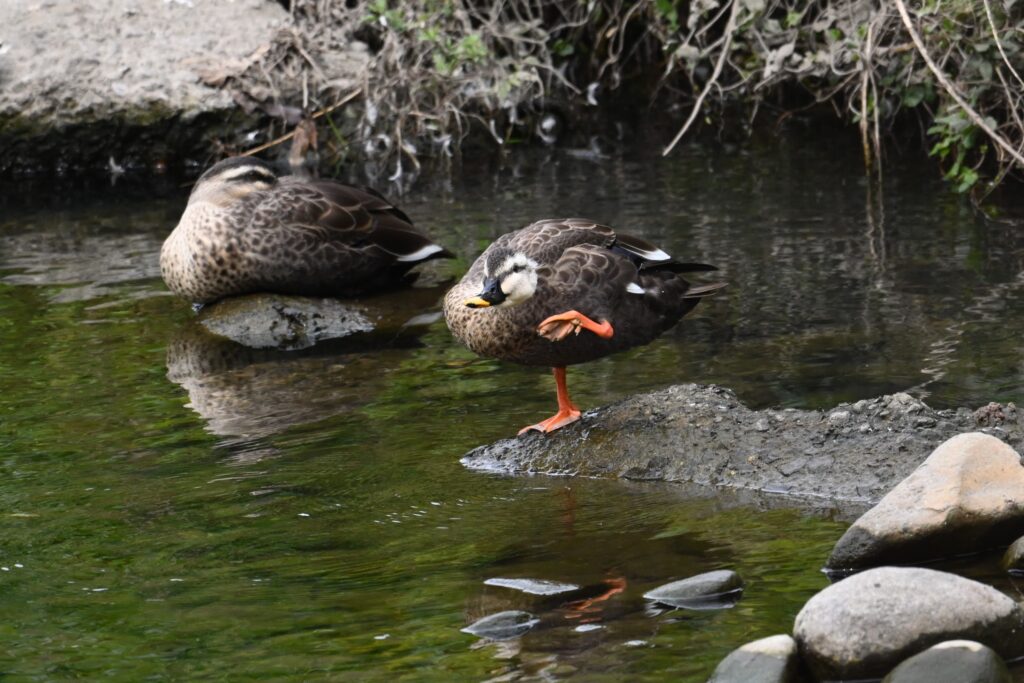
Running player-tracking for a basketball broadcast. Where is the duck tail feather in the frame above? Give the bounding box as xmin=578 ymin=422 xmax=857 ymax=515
xmin=682 ymin=281 xmax=728 ymax=298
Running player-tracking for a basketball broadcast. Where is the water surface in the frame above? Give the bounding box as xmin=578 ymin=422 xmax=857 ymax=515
xmin=1 ymin=136 xmax=1023 ymax=680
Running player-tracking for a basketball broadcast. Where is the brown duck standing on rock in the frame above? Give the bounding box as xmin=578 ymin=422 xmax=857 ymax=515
xmin=160 ymin=157 xmax=452 ymax=304
xmin=444 ymin=218 xmax=725 ymax=434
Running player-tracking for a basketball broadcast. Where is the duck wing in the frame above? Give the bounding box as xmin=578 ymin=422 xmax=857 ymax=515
xmin=270 ymin=178 xmax=451 ymax=263
xmin=505 ymin=218 xmax=618 ymax=264
xmin=543 ymin=244 xmax=638 ymax=321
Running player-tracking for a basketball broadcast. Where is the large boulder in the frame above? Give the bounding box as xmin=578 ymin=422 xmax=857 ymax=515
xmin=881 ymin=640 xmax=1011 ymax=683
xmin=826 ymin=433 xmax=1024 ymax=570
xmin=708 ymin=634 xmax=805 ymax=683
xmin=793 ymin=567 xmax=1024 ymax=680
xmin=0 ymin=0 xmax=293 ymax=172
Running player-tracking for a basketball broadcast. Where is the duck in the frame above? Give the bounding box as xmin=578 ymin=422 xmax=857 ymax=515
xmin=444 ymin=218 xmax=725 ymax=434
xmin=160 ymin=156 xmax=452 ymax=304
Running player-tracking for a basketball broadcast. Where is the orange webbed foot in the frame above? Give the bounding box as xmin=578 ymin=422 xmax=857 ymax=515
xmin=518 ymin=408 xmax=581 ymax=435
xmin=537 ymin=310 xmax=614 ymax=341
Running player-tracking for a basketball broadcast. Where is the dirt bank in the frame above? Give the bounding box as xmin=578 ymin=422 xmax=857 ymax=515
xmin=461 ymin=384 xmax=1023 ymax=504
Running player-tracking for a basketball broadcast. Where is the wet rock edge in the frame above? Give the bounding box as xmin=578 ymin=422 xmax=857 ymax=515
xmin=460 ymin=384 xmax=1023 ymax=506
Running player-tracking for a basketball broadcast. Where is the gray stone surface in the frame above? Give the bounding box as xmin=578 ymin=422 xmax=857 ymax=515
xmin=0 ymin=0 xmax=293 ymax=171
xmin=708 ymin=634 xmax=805 ymax=683
xmin=460 ymin=610 xmax=539 ymax=640
xmin=461 ymin=385 xmax=1024 ymax=504
xmin=643 ymin=570 xmax=743 ymax=608
xmin=793 ymin=567 xmax=1024 ymax=680
xmin=881 ymin=640 xmax=1011 ymax=683
xmin=198 ymin=294 xmax=374 ymax=350
xmin=826 ymin=433 xmax=1024 ymax=570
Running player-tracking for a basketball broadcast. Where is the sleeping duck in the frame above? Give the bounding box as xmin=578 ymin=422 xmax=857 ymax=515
xmin=444 ymin=218 xmax=724 ymax=434
xmin=161 ymin=157 xmax=452 ymax=304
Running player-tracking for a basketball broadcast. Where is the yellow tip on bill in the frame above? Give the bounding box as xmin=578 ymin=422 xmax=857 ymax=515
xmin=464 ymin=296 xmax=491 ymax=308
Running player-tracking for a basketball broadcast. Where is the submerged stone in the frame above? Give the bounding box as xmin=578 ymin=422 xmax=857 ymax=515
xmin=198 ymin=294 xmax=373 ymax=350
xmin=643 ymin=569 xmax=743 ymax=609
xmin=708 ymin=634 xmax=804 ymax=683
xmin=826 ymin=433 xmax=1024 ymax=570
xmin=484 ymin=577 xmax=580 ymax=595
xmin=1000 ymin=536 xmax=1024 ymax=573
xmin=881 ymin=640 xmax=1011 ymax=683
xmin=461 ymin=610 xmax=539 ymax=640
xmin=793 ymin=567 xmax=1024 ymax=680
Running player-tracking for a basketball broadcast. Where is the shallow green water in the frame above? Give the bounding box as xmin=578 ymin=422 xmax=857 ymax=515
xmin=1 ymin=136 xmax=1023 ymax=680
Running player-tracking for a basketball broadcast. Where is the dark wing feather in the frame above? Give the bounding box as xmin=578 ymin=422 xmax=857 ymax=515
xmin=507 ymin=218 xmax=617 ymax=265
xmin=641 ymin=261 xmax=719 ymax=273
xmin=277 ymin=178 xmax=451 ymax=263
xmin=546 ymin=244 xmax=637 ymax=320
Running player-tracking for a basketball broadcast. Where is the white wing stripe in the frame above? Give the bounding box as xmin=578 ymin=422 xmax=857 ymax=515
xmin=396 ymin=244 xmax=445 ymax=262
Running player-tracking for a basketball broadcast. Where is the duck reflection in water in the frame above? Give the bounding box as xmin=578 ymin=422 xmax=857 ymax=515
xmin=165 ymin=295 xmax=441 ymax=458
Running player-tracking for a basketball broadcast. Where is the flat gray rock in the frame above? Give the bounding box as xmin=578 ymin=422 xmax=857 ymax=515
xmin=461 ymin=610 xmax=539 ymax=640
xmin=483 ymin=577 xmax=580 ymax=595
xmin=793 ymin=567 xmax=1024 ymax=680
xmin=198 ymin=294 xmax=373 ymax=350
xmin=827 ymin=433 xmax=1024 ymax=570
xmin=708 ymin=634 xmax=805 ymax=683
xmin=882 ymin=640 xmax=1011 ymax=683
xmin=461 ymin=385 xmax=1024 ymax=505
xmin=643 ymin=569 xmax=743 ymax=609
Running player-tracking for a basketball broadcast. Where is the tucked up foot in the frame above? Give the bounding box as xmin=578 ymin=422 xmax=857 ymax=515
xmin=537 ymin=310 xmax=614 ymax=341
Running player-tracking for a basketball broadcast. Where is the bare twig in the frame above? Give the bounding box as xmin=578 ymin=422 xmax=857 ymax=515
xmin=662 ymin=0 xmax=741 ymax=156
xmin=895 ymin=0 xmax=1024 ymax=168
xmin=241 ymin=88 xmax=363 ymax=157
xmin=982 ymin=0 xmax=1024 ymax=89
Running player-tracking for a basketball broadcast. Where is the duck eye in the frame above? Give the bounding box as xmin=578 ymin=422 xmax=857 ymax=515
xmin=512 ymin=264 xmax=524 ymax=273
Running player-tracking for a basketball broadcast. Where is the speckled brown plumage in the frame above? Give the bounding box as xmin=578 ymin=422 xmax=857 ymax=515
xmin=444 ymin=218 xmax=724 ymax=368
xmin=161 ymin=157 xmax=451 ymax=304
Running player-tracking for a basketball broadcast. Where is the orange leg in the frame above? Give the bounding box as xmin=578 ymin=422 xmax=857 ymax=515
xmin=518 ymin=367 xmax=582 ymax=435
xmin=536 ymin=310 xmax=614 ymax=342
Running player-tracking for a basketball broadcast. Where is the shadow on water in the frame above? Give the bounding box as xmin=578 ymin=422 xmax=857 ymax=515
xmin=0 ymin=134 xmax=1023 ymax=680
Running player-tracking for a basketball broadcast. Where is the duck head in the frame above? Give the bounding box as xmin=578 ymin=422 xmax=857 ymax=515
xmin=465 ymin=249 xmax=539 ymax=308
xmin=188 ymin=157 xmax=279 ymax=208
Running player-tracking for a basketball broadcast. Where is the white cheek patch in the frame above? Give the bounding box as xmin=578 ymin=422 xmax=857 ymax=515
xmin=501 ymin=271 xmax=537 ymax=303
xmin=626 ymin=282 xmax=645 ymax=294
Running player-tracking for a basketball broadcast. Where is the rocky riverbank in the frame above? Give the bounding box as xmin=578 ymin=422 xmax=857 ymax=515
xmin=461 ymin=384 xmax=1023 ymax=505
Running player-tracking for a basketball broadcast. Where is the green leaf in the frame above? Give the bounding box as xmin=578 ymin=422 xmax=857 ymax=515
xmin=956 ymin=168 xmax=979 ymax=193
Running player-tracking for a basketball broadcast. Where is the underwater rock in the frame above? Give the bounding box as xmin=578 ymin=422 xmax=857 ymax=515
xmin=826 ymin=433 xmax=1024 ymax=570
xmin=483 ymin=578 xmax=580 ymax=595
xmin=793 ymin=567 xmax=1024 ymax=681
xmin=461 ymin=610 xmax=539 ymax=640
xmin=708 ymin=634 xmax=805 ymax=683
xmin=643 ymin=569 xmax=743 ymax=609
xmin=881 ymin=640 xmax=1011 ymax=683
xmin=461 ymin=384 xmax=1024 ymax=505
xmin=197 ymin=294 xmax=374 ymax=350
xmin=1001 ymin=536 xmax=1024 ymax=573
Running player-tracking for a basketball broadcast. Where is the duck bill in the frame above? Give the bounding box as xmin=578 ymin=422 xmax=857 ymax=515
xmin=464 ymin=296 xmax=491 ymax=308
xmin=465 ymin=278 xmax=505 ymax=308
